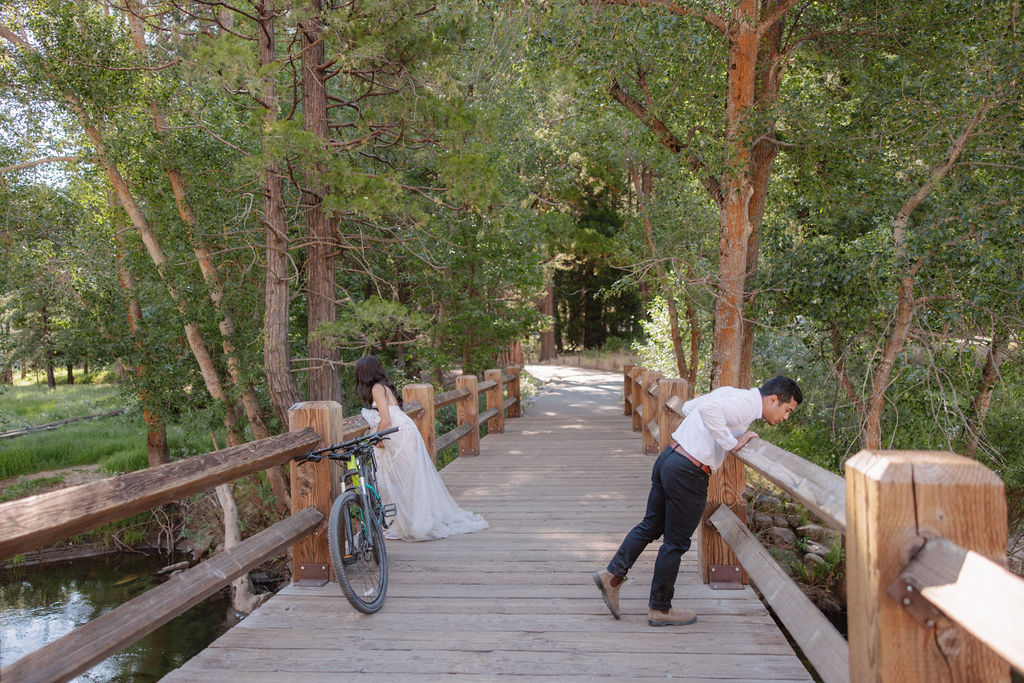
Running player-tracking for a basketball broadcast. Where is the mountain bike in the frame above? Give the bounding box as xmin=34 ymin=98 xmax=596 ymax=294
xmin=295 ymin=426 xmax=398 ymax=613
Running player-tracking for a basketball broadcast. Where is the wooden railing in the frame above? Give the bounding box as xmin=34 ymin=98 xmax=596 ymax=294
xmin=622 ymin=364 xmax=1024 ymax=682
xmin=287 ymin=367 xmax=521 ymax=583
xmin=0 ymin=366 xmax=522 ymax=683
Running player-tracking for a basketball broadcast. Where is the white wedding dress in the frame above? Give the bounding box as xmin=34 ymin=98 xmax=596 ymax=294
xmin=362 ymin=403 xmax=488 ymax=541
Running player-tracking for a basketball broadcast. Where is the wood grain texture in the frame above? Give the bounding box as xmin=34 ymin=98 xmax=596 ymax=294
xmin=733 ymin=438 xmax=846 ymax=532
xmin=640 ymin=371 xmax=662 ymax=454
xmin=0 ymin=428 xmax=320 ymax=560
xmin=164 ymin=366 xmax=812 ymax=682
xmin=710 ymin=505 xmax=849 ymax=683
xmin=845 ymin=450 xmax=1009 ymax=683
xmin=902 ymin=537 xmax=1024 ymax=673
xmin=288 ymin=401 xmax=344 ymax=579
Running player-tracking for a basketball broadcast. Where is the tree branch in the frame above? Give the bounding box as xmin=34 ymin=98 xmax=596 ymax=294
xmin=590 ymin=0 xmax=726 ymax=32
xmin=0 ymin=156 xmax=81 ymax=174
xmin=608 ymin=79 xmax=722 ymax=205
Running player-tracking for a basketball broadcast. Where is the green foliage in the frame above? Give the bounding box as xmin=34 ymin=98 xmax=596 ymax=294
xmin=0 ymin=476 xmax=64 ymax=503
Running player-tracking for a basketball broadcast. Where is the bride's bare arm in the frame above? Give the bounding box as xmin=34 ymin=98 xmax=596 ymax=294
xmin=371 ymin=384 xmax=394 ymax=446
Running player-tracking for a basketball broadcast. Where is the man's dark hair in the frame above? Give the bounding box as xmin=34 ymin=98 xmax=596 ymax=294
xmin=759 ymin=376 xmax=803 ymax=405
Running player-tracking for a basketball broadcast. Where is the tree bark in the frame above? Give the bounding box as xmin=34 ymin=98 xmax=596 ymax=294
xmin=111 ymin=191 xmax=171 ymax=467
xmin=123 ymin=2 xmax=287 ymax=505
xmin=300 ymin=0 xmax=341 ymax=403
xmin=256 ymin=0 xmax=303 ymax=425
xmin=963 ymin=330 xmax=1009 ymax=458
xmin=215 ymin=482 xmax=270 ymax=614
xmin=539 ymin=282 xmax=557 ymax=361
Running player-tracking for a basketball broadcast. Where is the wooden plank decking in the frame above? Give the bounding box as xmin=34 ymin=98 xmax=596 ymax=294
xmin=164 ymin=365 xmax=813 ymax=681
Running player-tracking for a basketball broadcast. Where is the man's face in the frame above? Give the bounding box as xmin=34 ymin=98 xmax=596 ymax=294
xmin=764 ymin=396 xmax=799 ymax=425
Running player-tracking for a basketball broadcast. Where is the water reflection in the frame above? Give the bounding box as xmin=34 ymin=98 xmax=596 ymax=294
xmin=1 ymin=553 xmax=239 ymax=681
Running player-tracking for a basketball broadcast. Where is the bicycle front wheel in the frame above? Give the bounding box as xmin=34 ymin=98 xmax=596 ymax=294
xmin=328 ymin=490 xmax=388 ymax=613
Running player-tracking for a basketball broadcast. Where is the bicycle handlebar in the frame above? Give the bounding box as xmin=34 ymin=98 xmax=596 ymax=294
xmin=295 ymin=426 xmax=399 ymax=463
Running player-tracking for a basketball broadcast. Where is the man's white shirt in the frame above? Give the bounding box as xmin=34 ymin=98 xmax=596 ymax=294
xmin=670 ymin=386 xmax=762 ymax=473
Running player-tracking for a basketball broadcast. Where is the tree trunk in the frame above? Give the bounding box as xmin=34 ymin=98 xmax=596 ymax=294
xmin=539 ymin=282 xmax=556 ymax=361
xmin=711 ymin=0 xmax=759 ymax=391
xmin=963 ymin=330 xmax=1009 ymax=458
xmin=215 ymin=482 xmax=270 ymax=614
xmin=112 ymin=193 xmax=170 ymax=467
xmin=123 ymin=2 xmax=287 ymax=505
xmin=66 ymin=364 xmax=74 ymax=385
xmin=257 ymin=0 xmax=303 ymax=425
xmin=301 ymin=0 xmax=341 ymax=403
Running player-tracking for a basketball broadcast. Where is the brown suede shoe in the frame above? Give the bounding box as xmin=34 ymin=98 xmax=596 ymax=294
xmin=593 ymin=570 xmax=625 ymax=620
xmin=648 ymin=607 xmax=697 ymax=627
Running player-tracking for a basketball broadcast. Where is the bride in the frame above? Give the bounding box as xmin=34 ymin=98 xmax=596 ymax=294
xmin=354 ymin=356 xmax=488 ymax=542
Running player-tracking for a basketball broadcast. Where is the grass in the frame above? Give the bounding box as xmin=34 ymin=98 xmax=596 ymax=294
xmin=0 ymin=373 xmax=123 ymax=432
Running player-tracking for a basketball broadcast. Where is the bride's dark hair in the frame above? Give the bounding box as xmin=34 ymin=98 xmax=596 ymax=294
xmin=353 ymin=355 xmax=403 ymax=409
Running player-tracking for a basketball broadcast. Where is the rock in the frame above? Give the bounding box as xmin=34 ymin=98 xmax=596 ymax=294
xmin=797 ymin=523 xmax=841 ymax=546
xmin=803 ymin=540 xmax=830 ymax=557
xmin=797 ymin=524 xmax=826 ymax=542
xmin=752 ymin=513 xmax=774 ymax=529
xmin=784 ymin=502 xmax=800 ymax=514
xmin=786 ymin=514 xmax=802 ymax=528
xmin=766 ymin=526 xmax=797 ymax=546
xmin=753 ymin=494 xmax=782 ymax=511
xmin=773 ymin=514 xmax=791 ymax=528
xmin=803 ymin=552 xmax=827 ymax=568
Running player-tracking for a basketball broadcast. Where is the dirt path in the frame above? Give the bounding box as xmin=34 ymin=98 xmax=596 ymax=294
xmin=0 ymin=464 xmax=107 ymax=492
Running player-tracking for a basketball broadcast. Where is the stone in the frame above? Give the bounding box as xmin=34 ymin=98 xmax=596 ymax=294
xmin=773 ymin=514 xmax=791 ymax=528
xmin=786 ymin=514 xmax=802 ymax=528
xmin=766 ymin=526 xmax=797 ymax=546
xmin=803 ymin=552 xmax=827 ymax=568
xmin=753 ymin=494 xmax=782 ymax=511
xmin=803 ymin=540 xmax=830 ymax=557
xmin=797 ymin=523 xmax=841 ymax=546
xmin=752 ymin=513 xmax=774 ymax=529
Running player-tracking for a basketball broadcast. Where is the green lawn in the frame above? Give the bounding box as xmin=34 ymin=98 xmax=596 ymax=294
xmin=0 ymin=377 xmax=220 ymax=481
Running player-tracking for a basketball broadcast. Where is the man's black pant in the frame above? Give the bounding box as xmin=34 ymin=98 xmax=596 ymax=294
xmin=606 ymin=446 xmax=709 ymax=611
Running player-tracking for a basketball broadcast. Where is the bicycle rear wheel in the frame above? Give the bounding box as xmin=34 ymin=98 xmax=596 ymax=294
xmin=328 ymin=490 xmax=388 ymax=613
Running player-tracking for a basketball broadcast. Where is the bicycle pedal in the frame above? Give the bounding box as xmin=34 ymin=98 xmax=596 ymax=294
xmin=382 ymin=504 xmax=397 ymax=519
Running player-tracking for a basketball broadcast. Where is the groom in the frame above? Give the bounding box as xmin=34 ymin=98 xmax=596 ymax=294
xmin=594 ymin=376 xmax=802 ymax=626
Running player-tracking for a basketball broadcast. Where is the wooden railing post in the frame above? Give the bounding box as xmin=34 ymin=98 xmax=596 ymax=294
xmin=699 ymin=453 xmax=747 ymax=585
xmin=641 ymin=371 xmax=662 ymax=454
xmin=623 ymin=363 xmax=634 ymax=415
xmin=845 ymin=450 xmax=1009 ymax=682
xmin=505 ymin=365 xmax=522 ymax=418
xmin=485 ymin=368 xmax=504 ymax=434
xmin=403 ymin=383 xmax=436 ymax=466
xmin=657 ymin=378 xmax=689 ymax=453
xmin=288 ymin=401 xmax=344 ymax=583
xmin=630 ymin=366 xmax=645 ymax=432
xmin=456 ymin=374 xmax=480 ymax=457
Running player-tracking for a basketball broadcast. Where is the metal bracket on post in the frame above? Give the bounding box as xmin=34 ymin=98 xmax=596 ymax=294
xmin=709 ymin=564 xmax=744 ymax=590
xmin=296 ymin=563 xmax=329 ymax=587
xmin=886 ymin=574 xmax=945 ymax=629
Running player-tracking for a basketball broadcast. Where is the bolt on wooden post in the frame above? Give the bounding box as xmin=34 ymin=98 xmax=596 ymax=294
xmin=288 ymin=401 xmax=344 ymax=582
xmin=845 ymin=450 xmax=1009 ymax=682
xmin=403 ymin=383 xmax=436 ymax=466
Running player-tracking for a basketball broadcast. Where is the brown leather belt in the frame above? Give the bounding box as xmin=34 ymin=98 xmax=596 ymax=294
xmin=669 ymin=441 xmax=711 ymax=475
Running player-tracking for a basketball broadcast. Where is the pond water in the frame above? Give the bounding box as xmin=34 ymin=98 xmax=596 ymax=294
xmin=0 ymin=552 xmax=239 ymax=682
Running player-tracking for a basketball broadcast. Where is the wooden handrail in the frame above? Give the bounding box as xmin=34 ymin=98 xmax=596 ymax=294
xmin=710 ymin=506 xmax=849 ymax=683
xmin=436 ymin=422 xmax=473 ymax=453
xmin=732 ymin=439 xmax=846 ymax=532
xmin=478 ymin=407 xmax=499 ymax=425
xmin=0 ymin=506 xmax=323 ymax=683
xmin=478 ymin=379 xmax=497 ymax=391
xmin=434 ymin=387 xmax=469 ymax=409
xmin=0 ymin=429 xmax=320 ymax=561
xmin=895 ymin=537 xmax=1024 ymax=673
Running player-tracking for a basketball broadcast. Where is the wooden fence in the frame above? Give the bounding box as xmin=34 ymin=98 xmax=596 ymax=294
xmin=623 ymin=363 xmax=1024 ymax=682
xmin=0 ymin=367 xmax=521 ymax=683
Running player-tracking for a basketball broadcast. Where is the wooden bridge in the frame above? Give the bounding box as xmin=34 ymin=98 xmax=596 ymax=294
xmin=1 ymin=364 xmax=1022 ymax=681
xmin=165 ymin=365 xmax=808 ymax=681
